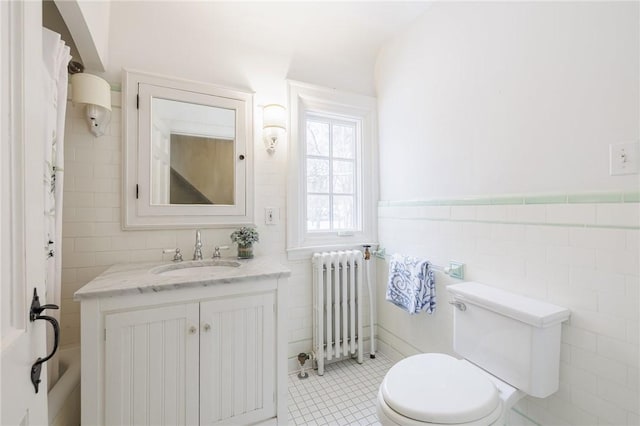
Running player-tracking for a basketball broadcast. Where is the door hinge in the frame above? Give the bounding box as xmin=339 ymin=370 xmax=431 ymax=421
xmin=135 ymin=184 xmax=139 ymax=199
xmin=136 ymin=94 xmax=139 ymax=109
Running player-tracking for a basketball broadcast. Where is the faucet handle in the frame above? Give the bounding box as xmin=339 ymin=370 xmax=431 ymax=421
xmin=163 ymin=248 xmax=183 ymax=262
xmin=212 ymin=246 xmax=230 ymax=258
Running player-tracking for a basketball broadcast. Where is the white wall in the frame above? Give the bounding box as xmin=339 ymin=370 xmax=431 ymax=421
xmin=376 ymin=2 xmax=639 ymax=200
xmin=375 ymin=2 xmax=639 ymax=426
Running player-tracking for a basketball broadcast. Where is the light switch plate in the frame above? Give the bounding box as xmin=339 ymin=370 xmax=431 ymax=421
xmin=265 ymin=207 xmax=279 ymax=225
xmin=610 ymin=141 xmax=639 ymax=176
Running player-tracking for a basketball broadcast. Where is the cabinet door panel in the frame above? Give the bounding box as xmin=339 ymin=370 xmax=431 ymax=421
xmin=200 ymin=293 xmax=275 ymax=425
xmin=105 ymin=303 xmax=199 ymax=426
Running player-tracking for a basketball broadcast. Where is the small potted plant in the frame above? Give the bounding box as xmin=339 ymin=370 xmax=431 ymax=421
xmin=230 ymin=227 xmax=259 ymax=259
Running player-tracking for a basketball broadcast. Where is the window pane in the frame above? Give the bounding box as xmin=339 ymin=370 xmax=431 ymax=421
xmin=332 ymin=124 xmax=355 ymax=159
xmin=307 ymin=195 xmax=330 ymax=231
xmin=306 ymin=121 xmax=329 ymax=156
xmin=306 ymin=158 xmax=329 ymax=193
xmin=332 ymin=160 xmax=354 ymax=194
xmin=332 ymin=195 xmax=354 ymax=230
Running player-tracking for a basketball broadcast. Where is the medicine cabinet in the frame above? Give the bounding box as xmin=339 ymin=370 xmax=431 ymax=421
xmin=122 ymin=70 xmax=254 ymax=229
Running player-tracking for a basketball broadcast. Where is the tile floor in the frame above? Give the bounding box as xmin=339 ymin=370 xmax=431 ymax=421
xmin=287 ymin=352 xmax=394 ymax=425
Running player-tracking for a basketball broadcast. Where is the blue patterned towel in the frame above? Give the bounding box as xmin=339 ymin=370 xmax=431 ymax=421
xmin=386 ymin=254 xmax=436 ymax=314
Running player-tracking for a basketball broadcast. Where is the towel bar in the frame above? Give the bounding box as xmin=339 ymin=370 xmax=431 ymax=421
xmin=374 ymin=248 xmax=465 ymax=279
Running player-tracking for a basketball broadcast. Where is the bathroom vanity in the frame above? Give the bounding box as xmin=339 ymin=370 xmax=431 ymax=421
xmin=75 ymin=258 xmax=290 ymax=425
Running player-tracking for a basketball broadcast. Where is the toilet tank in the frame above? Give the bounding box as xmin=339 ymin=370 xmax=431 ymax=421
xmin=447 ymin=282 xmax=570 ymax=398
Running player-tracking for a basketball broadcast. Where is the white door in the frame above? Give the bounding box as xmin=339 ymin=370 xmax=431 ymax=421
xmin=1 ymin=1 xmax=49 ymax=425
xmin=105 ymin=303 xmax=200 ymax=426
xmin=200 ymin=293 xmax=276 ymax=425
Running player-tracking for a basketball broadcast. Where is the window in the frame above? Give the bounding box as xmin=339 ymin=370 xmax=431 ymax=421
xmin=305 ymin=115 xmax=359 ymax=232
xmin=287 ymin=81 xmax=377 ymax=259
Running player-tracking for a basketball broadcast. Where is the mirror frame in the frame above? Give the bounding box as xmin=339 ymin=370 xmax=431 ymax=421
xmin=122 ymin=69 xmax=254 ymax=229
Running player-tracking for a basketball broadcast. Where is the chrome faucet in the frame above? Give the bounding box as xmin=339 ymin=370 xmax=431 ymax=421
xmin=193 ymin=229 xmax=203 ymax=260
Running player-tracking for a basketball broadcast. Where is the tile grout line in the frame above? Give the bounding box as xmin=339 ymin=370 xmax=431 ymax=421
xmin=287 ymin=353 xmax=393 ymax=426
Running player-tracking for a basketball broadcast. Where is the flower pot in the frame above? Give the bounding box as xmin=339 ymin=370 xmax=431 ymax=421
xmin=237 ymin=243 xmax=253 ymax=259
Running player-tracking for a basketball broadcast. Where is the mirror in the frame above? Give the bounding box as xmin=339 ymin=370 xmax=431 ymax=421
xmin=150 ymin=98 xmax=235 ymax=206
xmin=123 ymin=70 xmax=254 ymax=229
xmin=167 ymin=134 xmax=234 ymax=205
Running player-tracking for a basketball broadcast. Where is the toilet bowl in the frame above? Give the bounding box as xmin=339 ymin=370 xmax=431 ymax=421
xmin=376 ymin=353 xmax=523 ymax=426
xmin=376 ymin=282 xmax=570 ymax=426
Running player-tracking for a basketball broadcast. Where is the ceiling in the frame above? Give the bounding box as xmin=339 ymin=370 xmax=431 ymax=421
xmin=110 ymin=1 xmax=431 ymax=56
xmin=44 ymin=1 xmax=433 ymax=95
xmin=105 ymin=1 xmax=432 ymax=95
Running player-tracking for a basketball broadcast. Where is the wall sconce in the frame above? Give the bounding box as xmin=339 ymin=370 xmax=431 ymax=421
xmin=71 ymin=73 xmax=112 ymax=137
xmin=263 ymin=104 xmax=286 ymax=154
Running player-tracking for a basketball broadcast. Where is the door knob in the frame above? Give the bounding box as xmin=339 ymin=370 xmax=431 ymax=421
xmin=188 ymin=325 xmax=198 ymax=335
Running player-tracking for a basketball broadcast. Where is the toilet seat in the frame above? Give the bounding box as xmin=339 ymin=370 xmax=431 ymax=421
xmin=377 ymin=388 xmax=503 ymax=426
xmin=380 ymin=353 xmax=501 ymax=425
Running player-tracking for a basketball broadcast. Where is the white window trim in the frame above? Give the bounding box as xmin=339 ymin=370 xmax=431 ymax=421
xmin=287 ymin=80 xmax=378 ymax=260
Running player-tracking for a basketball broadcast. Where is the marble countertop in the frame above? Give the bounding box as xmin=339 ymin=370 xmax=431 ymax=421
xmin=74 ymin=257 xmax=291 ymax=300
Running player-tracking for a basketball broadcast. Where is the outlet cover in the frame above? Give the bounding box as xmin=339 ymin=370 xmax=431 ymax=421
xmin=610 ymin=141 xmax=639 ymax=176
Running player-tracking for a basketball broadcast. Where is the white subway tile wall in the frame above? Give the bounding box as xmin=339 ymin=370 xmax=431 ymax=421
xmin=378 ymin=202 xmax=639 ymax=425
xmin=60 ymin=100 xmax=372 ymax=372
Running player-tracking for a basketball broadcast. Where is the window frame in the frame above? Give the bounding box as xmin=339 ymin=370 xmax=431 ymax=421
xmin=287 ymin=81 xmax=378 ymax=260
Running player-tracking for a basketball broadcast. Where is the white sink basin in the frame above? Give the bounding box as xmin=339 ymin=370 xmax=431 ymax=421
xmin=151 ymin=260 xmax=242 ymax=277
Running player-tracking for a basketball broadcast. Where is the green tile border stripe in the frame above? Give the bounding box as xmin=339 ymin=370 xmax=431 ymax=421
xmin=523 ymin=194 xmax=567 ymax=204
xmin=379 ymin=191 xmax=639 ymax=208
xmin=378 ymin=215 xmax=640 ymax=230
xmin=624 ymin=191 xmax=640 ymax=202
xmin=567 ymin=192 xmax=623 ymax=203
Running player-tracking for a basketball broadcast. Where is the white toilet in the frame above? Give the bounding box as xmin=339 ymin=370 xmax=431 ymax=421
xmin=377 ymin=281 xmax=570 ymax=426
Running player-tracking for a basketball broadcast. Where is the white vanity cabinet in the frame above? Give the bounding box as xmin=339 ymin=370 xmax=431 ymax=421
xmin=76 ymin=260 xmax=289 ymax=426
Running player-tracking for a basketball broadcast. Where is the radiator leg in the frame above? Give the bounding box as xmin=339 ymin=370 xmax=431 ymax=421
xmin=297 ymin=353 xmax=310 ymax=379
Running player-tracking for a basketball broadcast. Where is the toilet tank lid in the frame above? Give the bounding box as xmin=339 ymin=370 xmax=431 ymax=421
xmin=447 ymin=282 xmax=570 ymax=328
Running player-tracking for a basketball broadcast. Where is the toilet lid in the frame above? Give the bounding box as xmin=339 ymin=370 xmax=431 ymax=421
xmin=381 ymin=353 xmax=500 ymax=424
